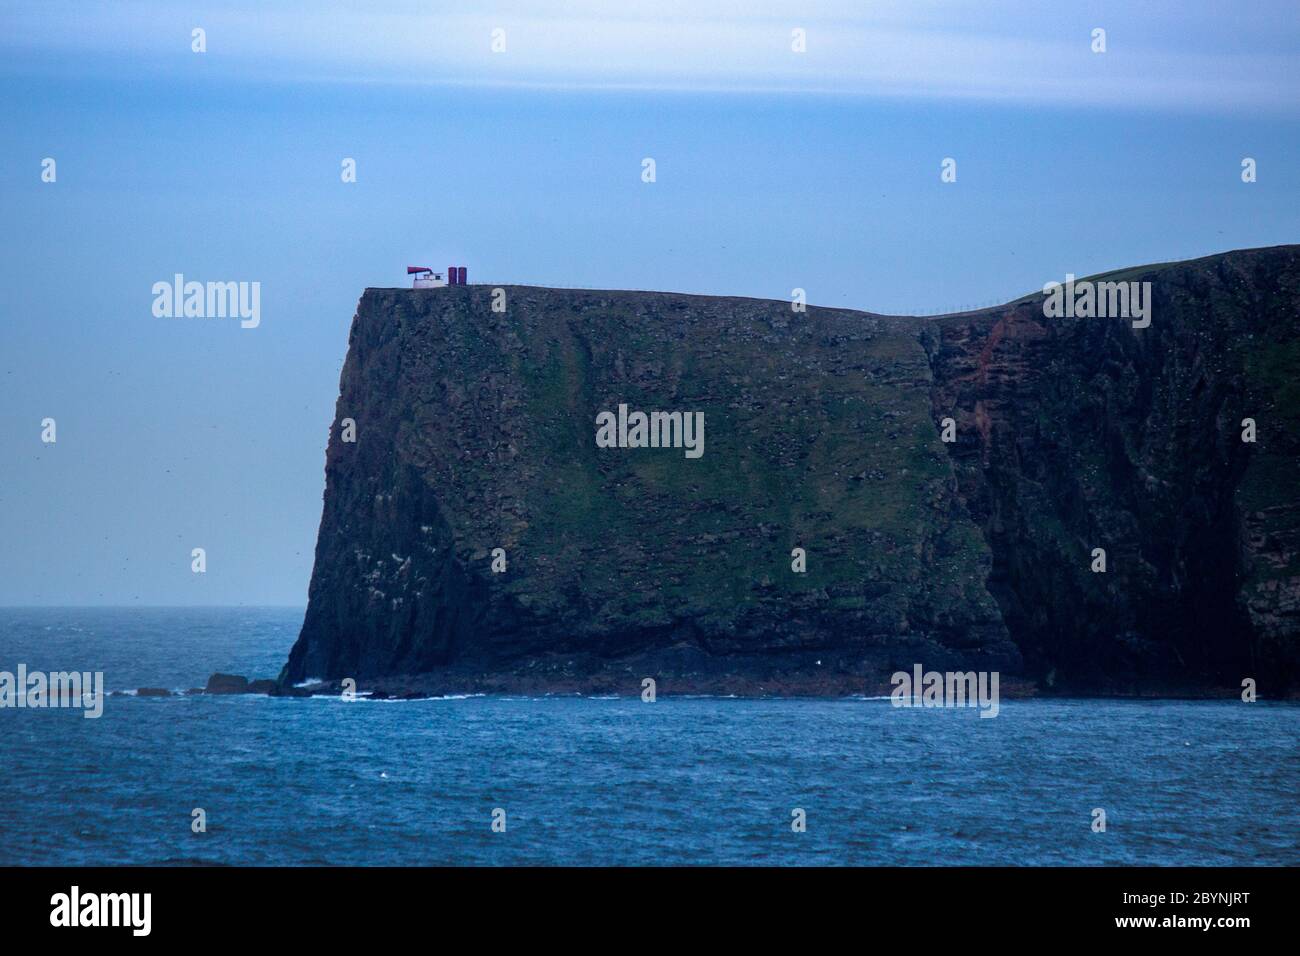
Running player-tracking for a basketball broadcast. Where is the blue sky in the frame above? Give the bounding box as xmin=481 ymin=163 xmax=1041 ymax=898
xmin=1 ymin=1 xmax=1297 ymax=605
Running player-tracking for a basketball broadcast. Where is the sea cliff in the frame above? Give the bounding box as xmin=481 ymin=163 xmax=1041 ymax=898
xmin=282 ymin=246 xmax=1300 ymax=697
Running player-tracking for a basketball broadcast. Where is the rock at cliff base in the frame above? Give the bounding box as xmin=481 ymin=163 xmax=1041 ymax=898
xmin=204 ymin=673 xmax=250 ymax=695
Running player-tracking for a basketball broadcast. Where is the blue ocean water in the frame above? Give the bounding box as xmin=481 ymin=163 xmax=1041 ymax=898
xmin=0 ymin=607 xmax=1295 ymax=866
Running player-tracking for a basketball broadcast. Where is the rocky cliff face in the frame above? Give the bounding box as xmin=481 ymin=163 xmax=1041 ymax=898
xmin=923 ymin=246 xmax=1300 ymax=695
xmin=283 ymin=246 xmax=1299 ymax=696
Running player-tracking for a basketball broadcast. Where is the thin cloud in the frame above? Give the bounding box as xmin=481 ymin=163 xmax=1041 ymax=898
xmin=2 ymin=0 xmax=1296 ymax=109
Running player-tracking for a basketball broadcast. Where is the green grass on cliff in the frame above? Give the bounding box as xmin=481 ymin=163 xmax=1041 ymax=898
xmin=427 ymin=294 xmax=997 ymax=627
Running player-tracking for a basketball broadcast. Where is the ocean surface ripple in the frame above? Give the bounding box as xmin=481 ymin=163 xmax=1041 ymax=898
xmin=1 ymin=608 xmax=1295 ymax=866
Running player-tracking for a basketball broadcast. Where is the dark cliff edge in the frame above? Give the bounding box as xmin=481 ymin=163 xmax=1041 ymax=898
xmin=281 ymin=245 xmax=1299 ymax=697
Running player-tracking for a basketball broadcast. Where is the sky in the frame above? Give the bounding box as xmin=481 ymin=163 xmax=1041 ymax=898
xmin=1 ymin=0 xmax=1297 ymax=606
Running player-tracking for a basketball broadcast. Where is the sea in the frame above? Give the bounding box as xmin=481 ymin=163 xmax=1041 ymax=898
xmin=1 ymin=607 xmax=1296 ymax=866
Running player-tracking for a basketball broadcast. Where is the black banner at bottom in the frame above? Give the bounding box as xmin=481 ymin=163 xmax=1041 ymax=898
xmin=0 ymin=866 xmax=1285 ymax=941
